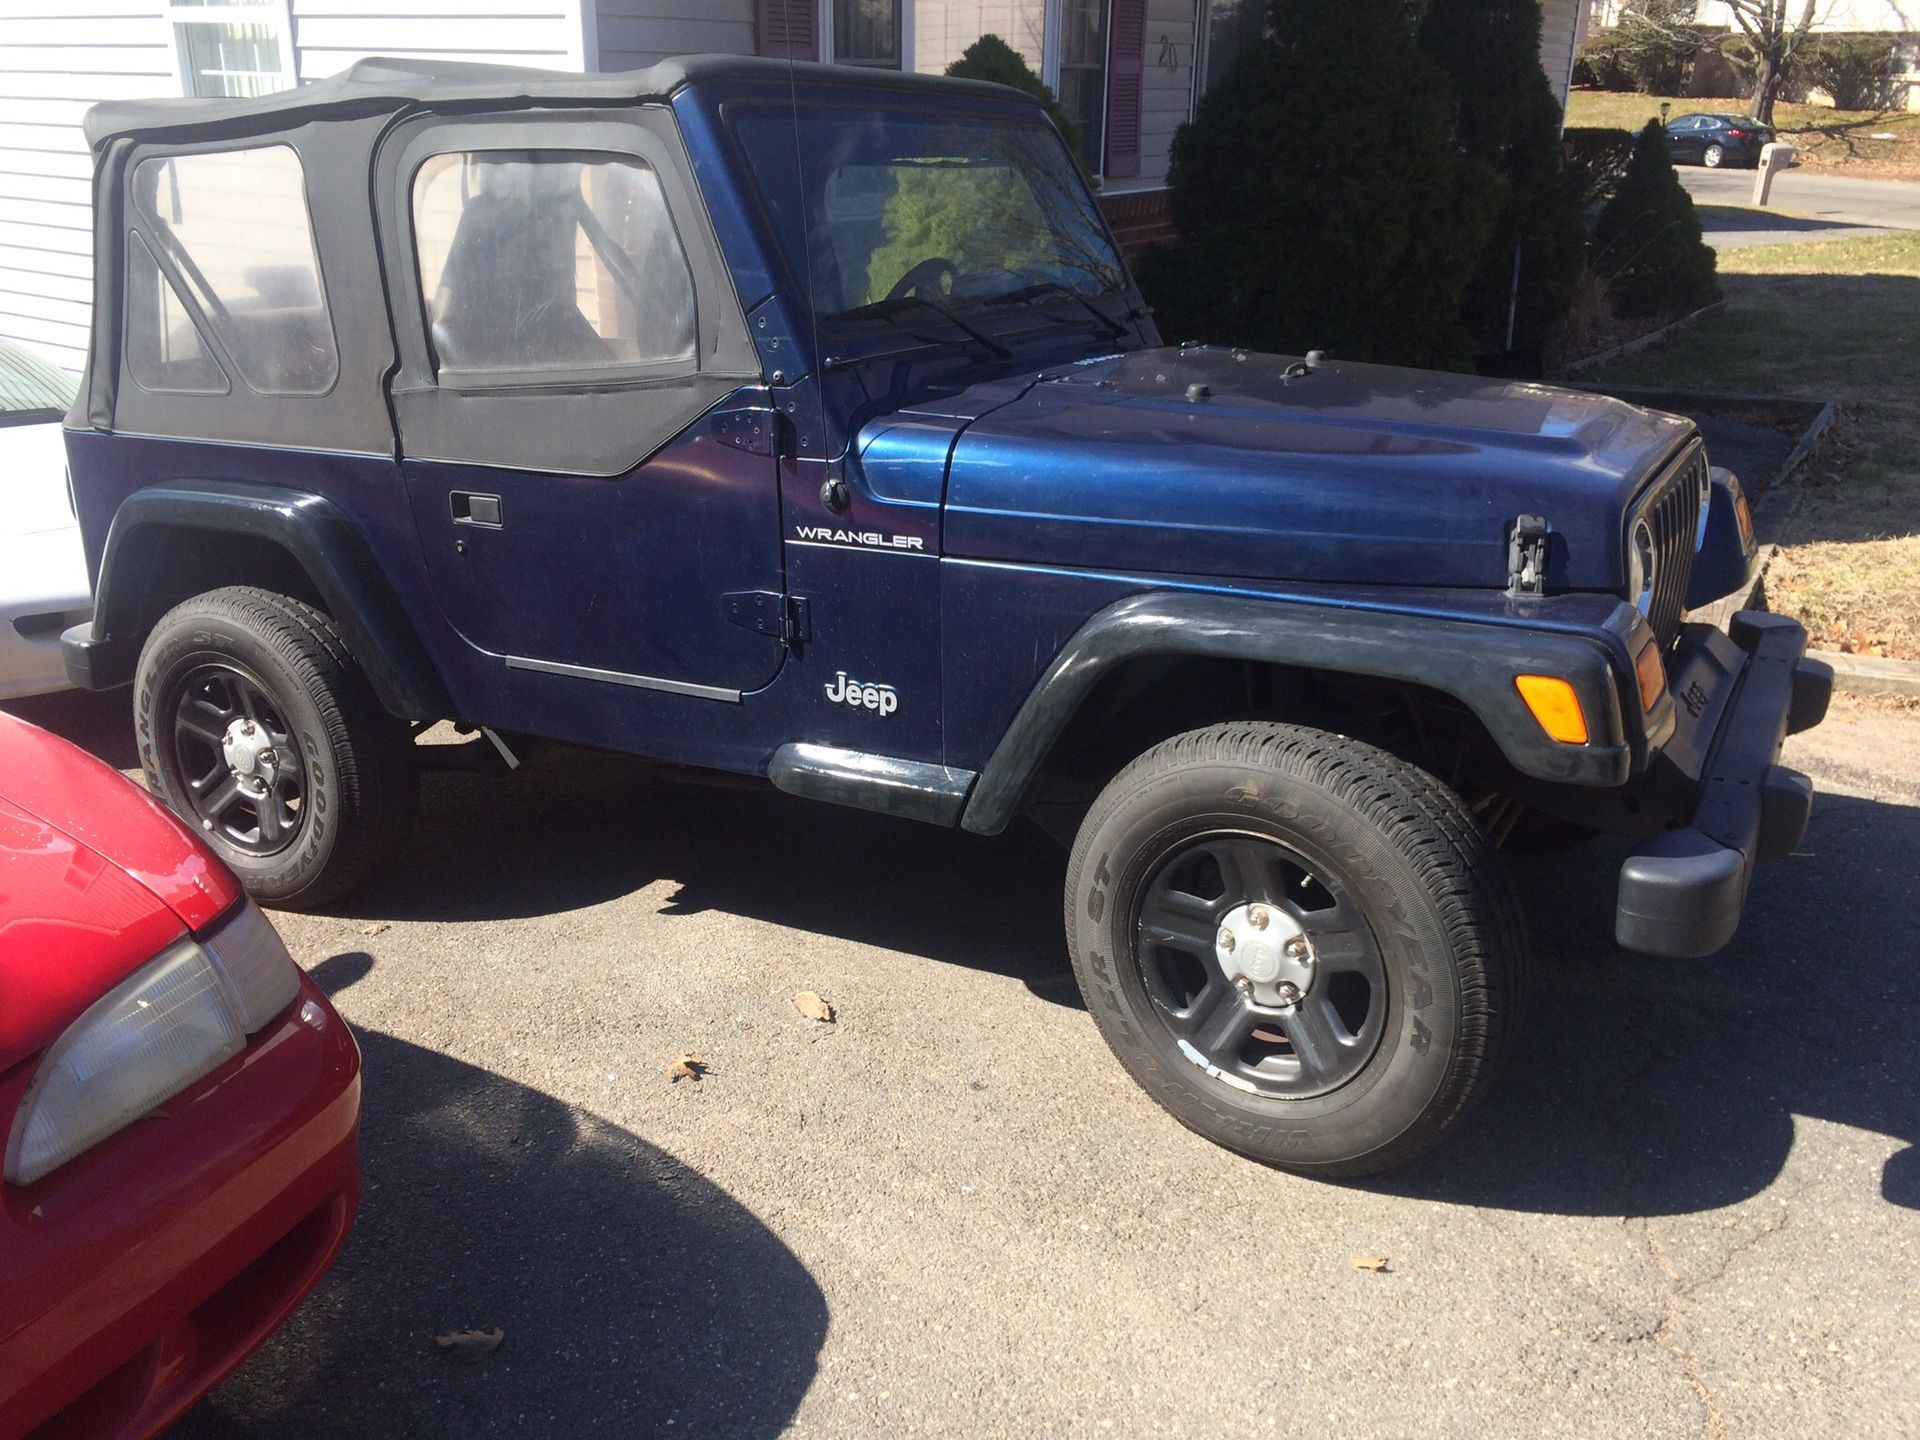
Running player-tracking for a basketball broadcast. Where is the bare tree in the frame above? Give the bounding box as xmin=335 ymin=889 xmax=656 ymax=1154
xmin=1721 ymin=0 xmax=1824 ymax=123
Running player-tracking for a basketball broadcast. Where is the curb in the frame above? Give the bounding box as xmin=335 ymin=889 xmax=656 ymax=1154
xmin=1750 ymin=399 xmax=1839 ymax=542
xmin=1561 ymin=300 xmax=1728 ymax=375
xmin=1689 ymin=549 xmax=1920 ymax=697
xmin=1812 ymin=649 xmax=1920 ymax=699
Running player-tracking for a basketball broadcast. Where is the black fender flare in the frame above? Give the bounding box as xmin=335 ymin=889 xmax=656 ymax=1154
xmin=960 ymin=590 xmax=1649 ymax=836
xmin=71 ymin=479 xmax=451 ymax=720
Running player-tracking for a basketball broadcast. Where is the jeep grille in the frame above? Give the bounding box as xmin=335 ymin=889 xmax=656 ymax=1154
xmin=1631 ymin=444 xmax=1706 ymax=649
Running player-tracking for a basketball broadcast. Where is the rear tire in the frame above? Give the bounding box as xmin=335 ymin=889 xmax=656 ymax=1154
xmin=135 ymin=586 xmax=417 ymax=910
xmin=1064 ymin=722 xmax=1527 ymax=1177
xmin=1703 ymin=143 xmax=1726 ymax=168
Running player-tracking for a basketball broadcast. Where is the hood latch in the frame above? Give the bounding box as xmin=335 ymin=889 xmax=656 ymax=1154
xmin=1507 ymin=515 xmax=1550 ymax=597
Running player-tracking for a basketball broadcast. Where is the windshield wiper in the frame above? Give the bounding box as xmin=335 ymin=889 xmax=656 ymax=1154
xmin=982 ymin=281 xmax=1129 ymax=341
xmin=836 ymin=293 xmax=1012 ymax=360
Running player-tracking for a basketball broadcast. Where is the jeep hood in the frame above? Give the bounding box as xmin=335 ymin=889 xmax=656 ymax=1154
xmin=940 ymin=348 xmax=1696 ymax=591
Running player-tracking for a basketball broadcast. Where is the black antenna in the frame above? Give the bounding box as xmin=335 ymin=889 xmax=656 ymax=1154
xmin=787 ymin=33 xmax=833 ymax=510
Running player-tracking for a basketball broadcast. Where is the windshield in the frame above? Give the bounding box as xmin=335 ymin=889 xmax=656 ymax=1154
xmin=733 ymin=104 xmax=1126 ymax=324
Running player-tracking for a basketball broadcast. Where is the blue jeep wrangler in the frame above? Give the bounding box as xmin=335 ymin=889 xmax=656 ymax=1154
xmin=61 ymin=57 xmax=1831 ymax=1174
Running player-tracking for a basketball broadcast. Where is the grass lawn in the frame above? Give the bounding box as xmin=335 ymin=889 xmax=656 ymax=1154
xmin=1584 ymin=230 xmax=1920 ymax=659
xmin=1567 ymin=89 xmax=1920 ymax=181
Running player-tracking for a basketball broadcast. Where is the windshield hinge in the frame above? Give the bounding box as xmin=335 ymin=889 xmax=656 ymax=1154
xmin=723 ymin=591 xmax=811 ymax=648
xmin=1507 ymin=515 xmax=1551 ymax=597
xmin=709 ymin=404 xmax=783 ymax=457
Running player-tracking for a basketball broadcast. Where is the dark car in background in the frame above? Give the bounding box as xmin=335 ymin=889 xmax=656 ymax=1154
xmin=1664 ymin=113 xmax=1775 ymax=168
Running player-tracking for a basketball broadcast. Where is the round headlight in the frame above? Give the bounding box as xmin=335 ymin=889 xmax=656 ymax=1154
xmin=1629 ymin=518 xmax=1657 ymax=615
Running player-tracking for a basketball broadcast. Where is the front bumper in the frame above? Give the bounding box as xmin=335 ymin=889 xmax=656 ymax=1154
xmin=1616 ymin=612 xmax=1833 ymax=957
xmin=0 ymin=973 xmax=361 ymax=1439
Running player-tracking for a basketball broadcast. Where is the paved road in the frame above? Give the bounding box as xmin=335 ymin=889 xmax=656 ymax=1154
xmin=9 ymin=691 xmax=1918 ymax=1438
xmin=1680 ymin=166 xmax=1920 ymax=249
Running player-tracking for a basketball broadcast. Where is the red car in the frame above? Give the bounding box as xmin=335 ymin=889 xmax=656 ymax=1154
xmin=0 ymin=711 xmax=360 ymax=1438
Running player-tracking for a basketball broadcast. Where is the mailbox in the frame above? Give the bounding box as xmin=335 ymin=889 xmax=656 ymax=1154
xmin=1752 ymin=142 xmax=1797 ymax=206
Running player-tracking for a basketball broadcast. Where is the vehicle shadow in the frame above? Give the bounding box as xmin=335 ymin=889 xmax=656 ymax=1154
xmin=1 ymin=688 xmax=139 ymax=770
xmin=0 ymin=698 xmax=1082 ymax=1009
xmin=173 ymin=952 xmax=829 ymax=1439
xmin=1386 ymin=788 xmax=1920 ymax=1217
xmin=342 ymin=750 xmax=1083 ymax=1010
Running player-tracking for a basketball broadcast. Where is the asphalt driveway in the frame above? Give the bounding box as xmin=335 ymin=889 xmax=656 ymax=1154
xmin=9 ymin=690 xmax=1919 ymax=1438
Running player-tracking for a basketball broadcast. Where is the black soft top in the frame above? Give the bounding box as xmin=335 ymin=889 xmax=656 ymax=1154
xmin=82 ymin=53 xmax=1037 ymax=149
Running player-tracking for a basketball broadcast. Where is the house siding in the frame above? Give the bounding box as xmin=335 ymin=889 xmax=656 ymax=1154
xmin=0 ymin=3 xmax=175 ymax=372
xmin=595 ymin=0 xmax=755 ymax=72
xmin=1538 ymin=0 xmax=1585 ymax=108
xmin=289 ymin=1 xmax=582 ymax=77
xmin=1130 ymin=0 xmax=1195 ymax=188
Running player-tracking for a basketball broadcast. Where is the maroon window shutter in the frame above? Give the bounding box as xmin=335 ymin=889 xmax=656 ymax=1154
xmin=1103 ymin=0 xmax=1147 ymax=179
xmin=756 ymin=0 xmax=819 ymax=60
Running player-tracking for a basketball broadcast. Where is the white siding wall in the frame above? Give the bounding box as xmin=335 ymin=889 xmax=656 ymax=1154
xmin=289 ymin=0 xmax=583 ymax=77
xmin=1130 ymin=0 xmax=1195 ymax=188
xmin=0 ymin=3 xmax=173 ymax=372
xmin=594 ymin=0 xmax=754 ymax=72
xmin=1539 ymin=0 xmax=1585 ymax=107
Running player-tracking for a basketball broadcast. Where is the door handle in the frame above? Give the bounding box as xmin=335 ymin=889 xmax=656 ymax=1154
xmin=450 ymin=491 xmax=504 ymax=527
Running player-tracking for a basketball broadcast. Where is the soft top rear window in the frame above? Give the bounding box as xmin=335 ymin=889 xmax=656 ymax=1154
xmin=130 ymin=144 xmax=339 ymax=396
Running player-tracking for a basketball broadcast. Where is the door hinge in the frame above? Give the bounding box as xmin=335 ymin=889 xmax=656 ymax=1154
xmin=1507 ymin=515 xmax=1551 ymax=597
xmin=723 ymin=591 xmax=811 ymax=647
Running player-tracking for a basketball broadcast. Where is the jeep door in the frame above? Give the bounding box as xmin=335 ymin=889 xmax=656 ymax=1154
xmin=374 ymin=110 xmax=784 ymax=700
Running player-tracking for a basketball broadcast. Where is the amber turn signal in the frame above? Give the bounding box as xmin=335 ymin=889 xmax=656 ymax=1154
xmin=1514 ymin=675 xmax=1589 ymax=745
xmin=1635 ymin=638 xmax=1667 ymax=713
xmin=1734 ymin=491 xmax=1755 ymax=546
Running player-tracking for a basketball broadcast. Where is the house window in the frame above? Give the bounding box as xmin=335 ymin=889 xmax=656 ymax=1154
xmin=832 ymin=0 xmax=902 ymax=66
xmin=1057 ymin=0 xmax=1108 ymax=173
xmin=1199 ymin=0 xmax=1266 ymax=95
xmin=166 ymin=1 xmax=294 ymax=99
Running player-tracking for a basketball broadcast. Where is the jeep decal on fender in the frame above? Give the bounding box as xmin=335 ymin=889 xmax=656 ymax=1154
xmin=825 ymin=671 xmax=898 ymax=716
xmin=793 ymin=525 xmax=926 ymax=551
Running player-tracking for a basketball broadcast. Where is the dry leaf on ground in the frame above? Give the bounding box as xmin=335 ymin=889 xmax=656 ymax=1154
xmin=360 ymin=921 xmax=390 ymax=937
xmin=435 ymin=1327 xmax=504 ymax=1355
xmin=669 ymin=1053 xmax=706 ymax=1083
xmin=792 ymin=990 xmax=835 ymax=1023
xmin=1350 ymin=1255 xmax=1391 ymax=1273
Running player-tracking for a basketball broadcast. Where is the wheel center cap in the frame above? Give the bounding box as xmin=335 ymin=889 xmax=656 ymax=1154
xmin=220 ymin=719 xmax=277 ymax=789
xmin=1216 ymin=903 xmax=1315 ymax=1004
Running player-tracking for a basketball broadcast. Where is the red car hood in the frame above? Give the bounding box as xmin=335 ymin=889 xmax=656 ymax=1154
xmin=0 ymin=712 xmax=241 ymax=1074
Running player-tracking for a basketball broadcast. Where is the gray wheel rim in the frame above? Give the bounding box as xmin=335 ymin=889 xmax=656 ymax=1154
xmin=1131 ymin=830 xmax=1389 ymax=1100
xmin=167 ymin=658 xmax=308 ymax=857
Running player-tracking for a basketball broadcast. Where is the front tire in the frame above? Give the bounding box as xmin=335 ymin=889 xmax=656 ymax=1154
xmin=1065 ymin=722 xmax=1526 ymax=1177
xmin=135 ymin=586 xmax=417 ymax=910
